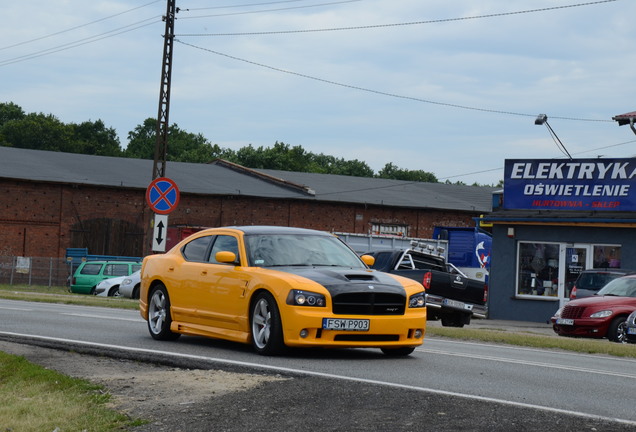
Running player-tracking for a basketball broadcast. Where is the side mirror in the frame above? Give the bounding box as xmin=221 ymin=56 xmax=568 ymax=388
xmin=360 ymin=255 xmax=375 ymax=267
xmin=215 ymin=251 xmax=238 ymax=264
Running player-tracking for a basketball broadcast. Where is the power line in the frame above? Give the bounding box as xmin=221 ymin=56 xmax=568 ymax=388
xmin=177 ymin=0 xmax=618 ymax=34
xmin=175 ymin=39 xmax=612 ymax=123
xmin=0 ymin=18 xmax=161 ymax=67
xmin=179 ymin=0 xmax=361 ymax=19
xmin=0 ymin=1 xmax=162 ymax=52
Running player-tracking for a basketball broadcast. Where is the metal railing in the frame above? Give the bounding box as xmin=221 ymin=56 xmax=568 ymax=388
xmin=0 ymin=256 xmax=71 ymax=288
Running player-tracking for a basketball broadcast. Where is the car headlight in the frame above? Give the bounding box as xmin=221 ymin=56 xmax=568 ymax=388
xmin=286 ymin=290 xmax=326 ymax=307
xmin=553 ymin=308 xmax=563 ymax=318
xmin=122 ymin=278 xmax=132 ymax=285
xmin=590 ymin=310 xmax=613 ymax=318
xmin=409 ymin=291 xmax=426 ymax=308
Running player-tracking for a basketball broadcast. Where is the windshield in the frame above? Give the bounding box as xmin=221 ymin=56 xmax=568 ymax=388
xmin=244 ymin=233 xmax=365 ymax=268
xmin=596 ymin=277 xmax=636 ymax=297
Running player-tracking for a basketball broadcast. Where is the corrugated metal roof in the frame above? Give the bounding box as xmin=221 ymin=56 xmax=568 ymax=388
xmin=0 ymin=146 xmax=495 ymax=212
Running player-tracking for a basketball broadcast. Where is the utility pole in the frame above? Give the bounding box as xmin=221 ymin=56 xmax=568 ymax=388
xmin=153 ymin=0 xmax=177 ymax=180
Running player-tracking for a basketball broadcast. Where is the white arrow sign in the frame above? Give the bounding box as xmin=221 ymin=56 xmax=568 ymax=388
xmin=152 ymin=214 xmax=168 ymax=252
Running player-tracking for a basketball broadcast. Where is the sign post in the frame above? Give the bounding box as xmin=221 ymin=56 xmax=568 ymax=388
xmin=146 ymin=177 xmax=180 ymax=253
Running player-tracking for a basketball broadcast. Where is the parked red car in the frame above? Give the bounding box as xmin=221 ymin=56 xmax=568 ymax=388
xmin=551 ymin=274 xmax=636 ymax=343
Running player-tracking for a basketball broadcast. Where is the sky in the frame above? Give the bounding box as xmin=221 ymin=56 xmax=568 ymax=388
xmin=3 ymin=0 xmax=636 ymax=186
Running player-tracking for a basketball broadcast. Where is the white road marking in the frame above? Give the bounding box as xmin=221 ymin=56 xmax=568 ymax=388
xmin=0 ymin=306 xmax=33 ymax=311
xmin=60 ymin=313 xmax=144 ymax=322
xmin=0 ymin=331 xmax=635 ymax=427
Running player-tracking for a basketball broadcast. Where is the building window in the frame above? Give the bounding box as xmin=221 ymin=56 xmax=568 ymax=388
xmin=517 ymin=242 xmax=560 ymax=297
xmin=370 ymin=224 xmax=408 ymax=237
xmin=516 ymin=241 xmax=622 ymax=300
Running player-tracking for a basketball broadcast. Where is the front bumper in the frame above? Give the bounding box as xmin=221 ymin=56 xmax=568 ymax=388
xmin=280 ymin=304 xmax=426 ymax=349
xmin=551 ymin=318 xmax=610 ymax=338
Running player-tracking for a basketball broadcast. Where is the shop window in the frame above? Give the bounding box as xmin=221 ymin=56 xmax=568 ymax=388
xmin=516 ymin=242 xmax=622 ymax=300
xmin=593 ymin=245 xmax=621 ymax=268
xmin=517 ymin=242 xmax=560 ymax=297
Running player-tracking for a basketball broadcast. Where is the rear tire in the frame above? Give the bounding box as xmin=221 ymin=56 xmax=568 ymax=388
xmin=250 ymin=292 xmax=285 ymax=355
xmin=147 ymin=284 xmax=180 ymax=341
xmin=608 ymin=316 xmax=627 ymax=343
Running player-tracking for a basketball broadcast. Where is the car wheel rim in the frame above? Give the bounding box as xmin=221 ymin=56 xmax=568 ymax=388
xmin=252 ymin=298 xmax=271 ymax=349
xmin=149 ymin=291 xmax=167 ymax=335
xmin=617 ymin=322 xmax=627 ymax=343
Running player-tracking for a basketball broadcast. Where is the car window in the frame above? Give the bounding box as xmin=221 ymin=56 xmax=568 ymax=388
xmin=132 ymin=264 xmax=141 ymax=272
xmin=598 ymin=277 xmax=636 ymax=297
xmin=245 ymin=234 xmax=364 ymax=268
xmin=182 ymin=236 xmax=213 ymax=261
xmin=209 ymin=235 xmax=239 ymax=264
xmin=79 ymin=263 xmax=103 ymax=275
xmin=105 ymin=264 xmax=131 ymax=276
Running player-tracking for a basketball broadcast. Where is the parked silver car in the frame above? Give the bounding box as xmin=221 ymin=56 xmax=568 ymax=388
xmin=626 ymin=310 xmax=636 ymax=344
xmin=118 ymin=270 xmax=141 ymax=299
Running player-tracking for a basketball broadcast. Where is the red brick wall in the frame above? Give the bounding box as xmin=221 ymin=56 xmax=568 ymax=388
xmin=1 ymin=179 xmax=479 ymax=258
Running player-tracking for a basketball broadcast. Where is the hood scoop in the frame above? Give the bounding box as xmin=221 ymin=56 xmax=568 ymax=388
xmin=345 ymin=274 xmax=375 ymax=281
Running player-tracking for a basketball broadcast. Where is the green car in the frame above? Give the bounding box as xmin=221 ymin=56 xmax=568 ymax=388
xmin=70 ymin=261 xmax=141 ymax=294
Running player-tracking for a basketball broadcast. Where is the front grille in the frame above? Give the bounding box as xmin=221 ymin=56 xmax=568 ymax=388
xmin=332 ymin=292 xmax=406 ymax=315
xmin=334 ymin=334 xmax=400 ymax=342
xmin=561 ymin=305 xmax=585 ymax=319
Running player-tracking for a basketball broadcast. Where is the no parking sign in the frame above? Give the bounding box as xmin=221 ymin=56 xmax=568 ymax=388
xmin=146 ymin=177 xmax=180 ymax=215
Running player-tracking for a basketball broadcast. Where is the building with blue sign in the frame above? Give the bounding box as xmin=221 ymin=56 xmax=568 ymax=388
xmin=482 ymin=158 xmax=636 ymax=323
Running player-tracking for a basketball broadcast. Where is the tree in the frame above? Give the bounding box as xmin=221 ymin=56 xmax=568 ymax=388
xmin=0 ymin=112 xmax=73 ymax=151
xmin=125 ymin=118 xmax=220 ymax=162
xmin=377 ymin=162 xmax=438 ymax=183
xmin=0 ymin=102 xmax=25 ymax=127
xmin=70 ymin=120 xmax=122 ymax=156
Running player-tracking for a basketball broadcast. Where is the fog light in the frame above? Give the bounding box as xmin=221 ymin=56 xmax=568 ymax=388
xmin=300 ymin=329 xmax=309 ymax=338
xmin=414 ymin=329 xmax=423 ymax=338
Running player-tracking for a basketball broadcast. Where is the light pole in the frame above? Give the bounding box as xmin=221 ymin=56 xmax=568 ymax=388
xmin=535 ymin=114 xmax=572 ymax=159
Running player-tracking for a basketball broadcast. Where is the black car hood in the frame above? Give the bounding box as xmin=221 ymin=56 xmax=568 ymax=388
xmin=273 ymin=266 xmax=408 ymax=295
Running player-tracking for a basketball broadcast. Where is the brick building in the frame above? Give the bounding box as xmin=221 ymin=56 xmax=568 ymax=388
xmin=0 ymin=146 xmax=496 ymax=258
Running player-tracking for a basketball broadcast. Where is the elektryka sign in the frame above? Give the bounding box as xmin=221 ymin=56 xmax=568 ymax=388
xmin=503 ymin=158 xmax=636 ymax=211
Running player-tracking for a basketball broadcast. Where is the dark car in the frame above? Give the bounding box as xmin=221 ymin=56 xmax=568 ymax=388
xmin=626 ymin=310 xmax=636 ymax=343
xmin=551 ymin=274 xmax=636 ymax=343
xmin=569 ymin=268 xmax=636 ymax=299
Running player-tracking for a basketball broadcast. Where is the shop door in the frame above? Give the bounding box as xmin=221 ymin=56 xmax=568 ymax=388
xmin=558 ymin=244 xmax=592 ymax=308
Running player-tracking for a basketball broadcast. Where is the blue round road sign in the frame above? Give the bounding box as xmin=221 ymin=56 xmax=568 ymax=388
xmin=146 ymin=177 xmax=180 ymax=214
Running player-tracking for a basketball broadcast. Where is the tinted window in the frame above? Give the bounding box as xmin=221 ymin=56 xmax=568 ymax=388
xmin=80 ymin=263 xmax=103 ymax=275
xmin=105 ymin=264 xmax=130 ymax=276
xmin=182 ymin=236 xmax=213 ymax=261
xmin=209 ymin=235 xmax=239 ymax=264
xmin=132 ymin=264 xmax=142 ymax=272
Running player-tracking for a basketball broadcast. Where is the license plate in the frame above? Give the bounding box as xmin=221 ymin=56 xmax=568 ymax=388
xmin=322 ymin=318 xmax=369 ymax=331
xmin=442 ymin=298 xmax=473 ymax=311
xmin=556 ymin=318 xmax=574 ymax=325
xmin=628 ymin=328 xmax=636 ymax=335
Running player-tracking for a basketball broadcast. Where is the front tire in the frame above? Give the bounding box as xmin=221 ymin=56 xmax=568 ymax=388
xmin=381 ymin=347 xmax=416 ymax=357
xmin=108 ymin=286 xmax=120 ymax=297
xmin=608 ymin=316 xmax=627 ymax=343
xmin=250 ymin=292 xmax=285 ymax=355
xmin=147 ymin=284 xmax=180 ymax=341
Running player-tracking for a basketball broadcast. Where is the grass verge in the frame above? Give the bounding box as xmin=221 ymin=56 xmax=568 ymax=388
xmin=0 ymin=351 xmax=142 ymax=432
xmin=0 ymin=284 xmax=139 ymax=310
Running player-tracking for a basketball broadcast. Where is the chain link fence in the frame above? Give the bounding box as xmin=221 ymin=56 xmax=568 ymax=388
xmin=0 ymin=256 xmax=71 ymax=288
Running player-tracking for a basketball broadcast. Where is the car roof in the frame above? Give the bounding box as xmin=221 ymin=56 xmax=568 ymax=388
xmin=579 ymin=268 xmax=636 ymax=274
xmin=201 ymin=225 xmax=333 ymax=236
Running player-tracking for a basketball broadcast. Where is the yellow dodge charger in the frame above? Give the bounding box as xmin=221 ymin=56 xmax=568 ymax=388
xmin=140 ymin=226 xmax=426 ymax=356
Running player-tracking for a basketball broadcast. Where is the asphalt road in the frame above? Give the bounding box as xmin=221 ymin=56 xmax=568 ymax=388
xmin=1 ymin=299 xmax=636 ymax=431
